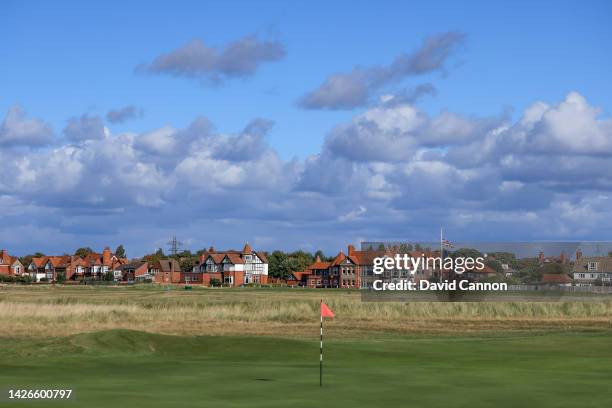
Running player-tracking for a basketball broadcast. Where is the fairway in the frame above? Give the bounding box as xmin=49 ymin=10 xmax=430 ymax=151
xmin=1 ymin=329 xmax=612 ymax=408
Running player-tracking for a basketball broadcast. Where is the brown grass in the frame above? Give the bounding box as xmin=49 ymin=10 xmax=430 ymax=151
xmin=1 ymin=285 xmax=611 ymax=338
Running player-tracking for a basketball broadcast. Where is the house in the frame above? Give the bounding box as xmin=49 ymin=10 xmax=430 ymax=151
xmin=501 ymin=263 xmax=517 ymax=277
xmin=117 ymin=261 xmax=149 ymax=281
xmin=26 ymin=247 xmax=127 ymax=282
xmin=195 ymin=243 xmax=269 ymax=286
xmin=27 ymin=256 xmax=72 ymax=282
xmin=76 ymin=247 xmax=128 ymax=280
xmin=541 ymin=273 xmax=572 ymax=287
xmin=461 ymin=264 xmax=498 ymax=281
xmin=153 ymin=259 xmax=182 ymax=284
xmin=0 ymin=250 xmax=24 ymax=277
xmin=294 ymin=245 xmax=440 ymax=289
xmin=572 ymin=251 xmax=612 ymax=286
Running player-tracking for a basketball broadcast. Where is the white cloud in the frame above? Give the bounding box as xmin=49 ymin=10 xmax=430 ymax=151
xmin=0 ymin=106 xmax=54 ymax=147
xmin=1 ymin=91 xmax=612 ymax=255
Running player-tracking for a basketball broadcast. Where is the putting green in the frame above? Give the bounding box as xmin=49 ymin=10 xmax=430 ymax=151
xmin=1 ymin=330 xmax=611 ymax=407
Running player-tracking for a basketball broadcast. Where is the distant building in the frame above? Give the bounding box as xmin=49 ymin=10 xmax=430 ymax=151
xmin=541 ymin=273 xmax=572 ymax=287
xmin=0 ymin=250 xmax=24 ymax=277
xmin=538 ymin=251 xmax=569 ymax=265
xmin=293 ymin=245 xmax=443 ymax=289
xmin=194 ymin=243 xmax=268 ymax=286
xmin=117 ymin=261 xmax=149 ymax=281
xmin=572 ymin=250 xmax=612 ymax=286
xmin=25 ymin=247 xmax=127 ymax=282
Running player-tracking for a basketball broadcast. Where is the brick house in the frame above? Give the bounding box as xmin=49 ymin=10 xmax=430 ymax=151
xmin=153 ymin=259 xmax=182 ymax=284
xmin=294 ymin=245 xmax=447 ymax=289
xmin=26 ymin=247 xmax=127 ymax=282
xmin=117 ymin=261 xmax=149 ymax=281
xmin=0 ymin=250 xmax=24 ymax=277
xmin=27 ymin=255 xmax=73 ymax=282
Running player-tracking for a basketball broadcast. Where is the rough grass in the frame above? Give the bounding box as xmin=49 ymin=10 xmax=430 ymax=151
xmin=1 ymin=285 xmax=612 ymax=338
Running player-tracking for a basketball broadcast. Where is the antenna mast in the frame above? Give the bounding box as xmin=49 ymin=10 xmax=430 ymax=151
xmin=167 ymin=235 xmax=183 ymax=256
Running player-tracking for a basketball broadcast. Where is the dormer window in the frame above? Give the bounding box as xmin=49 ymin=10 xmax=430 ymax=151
xmin=588 ymin=262 xmax=598 ymax=271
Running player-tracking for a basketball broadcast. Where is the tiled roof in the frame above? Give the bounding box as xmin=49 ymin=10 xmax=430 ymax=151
xmin=158 ymin=259 xmax=181 ymax=272
xmin=225 ymin=253 xmax=244 ymax=264
xmin=572 ymin=257 xmax=612 ymax=273
xmin=542 ymin=273 xmax=572 ymax=284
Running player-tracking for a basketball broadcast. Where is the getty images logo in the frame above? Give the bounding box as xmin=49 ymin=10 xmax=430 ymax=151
xmin=370 ymin=253 xmax=509 ymax=291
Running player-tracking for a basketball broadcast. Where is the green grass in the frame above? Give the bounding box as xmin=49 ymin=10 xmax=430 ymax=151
xmin=1 ymin=330 xmax=611 ymax=407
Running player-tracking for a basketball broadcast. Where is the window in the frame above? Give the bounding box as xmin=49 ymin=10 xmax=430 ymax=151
xmin=579 ymin=273 xmax=586 ymax=278
xmin=588 ymin=262 xmax=598 ymax=271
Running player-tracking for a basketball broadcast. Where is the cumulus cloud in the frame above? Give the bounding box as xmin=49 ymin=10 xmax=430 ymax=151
xmin=298 ymin=32 xmax=465 ymax=110
xmin=106 ymin=105 xmax=142 ymax=123
xmin=2 ymin=91 xmax=612 ymax=255
xmin=0 ymin=106 xmax=54 ymax=147
xmin=138 ymin=36 xmax=285 ymax=84
xmin=322 ymin=101 xmax=502 ymax=162
xmin=63 ymin=114 xmax=107 ymax=142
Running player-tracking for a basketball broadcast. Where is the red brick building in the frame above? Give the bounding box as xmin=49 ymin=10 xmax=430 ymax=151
xmin=0 ymin=250 xmax=24 ymax=277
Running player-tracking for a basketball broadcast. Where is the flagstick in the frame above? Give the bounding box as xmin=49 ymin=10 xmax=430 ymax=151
xmin=320 ymin=299 xmax=323 ymax=387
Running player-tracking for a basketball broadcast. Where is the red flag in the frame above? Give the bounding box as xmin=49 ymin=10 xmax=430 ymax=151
xmin=321 ymin=302 xmax=334 ymax=318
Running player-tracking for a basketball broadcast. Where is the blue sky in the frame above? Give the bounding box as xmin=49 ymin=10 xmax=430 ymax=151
xmin=1 ymin=0 xmax=611 ymax=257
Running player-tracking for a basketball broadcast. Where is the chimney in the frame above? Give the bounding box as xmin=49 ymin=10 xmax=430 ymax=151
xmin=208 ymin=246 xmax=215 ymax=253
xmin=538 ymin=251 xmax=545 ymax=263
xmin=348 ymin=245 xmax=355 ymax=256
xmin=0 ymin=249 xmax=6 ymax=260
xmin=576 ymin=249 xmax=582 ymax=260
xmin=103 ymin=247 xmax=111 ymax=266
xmin=559 ymin=252 xmax=566 ymax=264
xmin=315 ymin=255 xmax=321 ymax=263
xmin=200 ymin=253 xmax=207 ymax=263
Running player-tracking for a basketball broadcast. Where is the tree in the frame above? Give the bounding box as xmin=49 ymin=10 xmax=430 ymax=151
xmin=56 ymin=271 xmax=66 ymax=283
xmin=489 ymin=252 xmax=519 ymax=269
xmin=268 ymin=251 xmax=291 ymax=279
xmin=115 ymin=245 xmax=126 ymax=258
xmin=180 ymin=257 xmax=197 ymax=272
xmin=451 ymin=248 xmax=483 ymax=259
xmin=104 ymin=271 xmax=114 ymax=281
xmin=74 ymin=247 xmax=93 ymax=258
xmin=540 ymin=262 xmax=564 ymax=275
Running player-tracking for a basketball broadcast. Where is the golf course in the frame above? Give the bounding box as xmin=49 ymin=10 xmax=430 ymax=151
xmin=1 ymin=285 xmax=611 ymax=407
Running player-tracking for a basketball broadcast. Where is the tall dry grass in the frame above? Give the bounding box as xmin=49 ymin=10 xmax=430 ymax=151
xmin=1 ymin=286 xmax=611 ymax=338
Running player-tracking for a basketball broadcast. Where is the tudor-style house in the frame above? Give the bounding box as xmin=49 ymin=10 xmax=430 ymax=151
xmin=572 ymin=250 xmax=612 ymax=286
xmin=0 ymin=250 xmax=24 ymax=277
xmin=195 ymin=243 xmax=269 ymax=286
